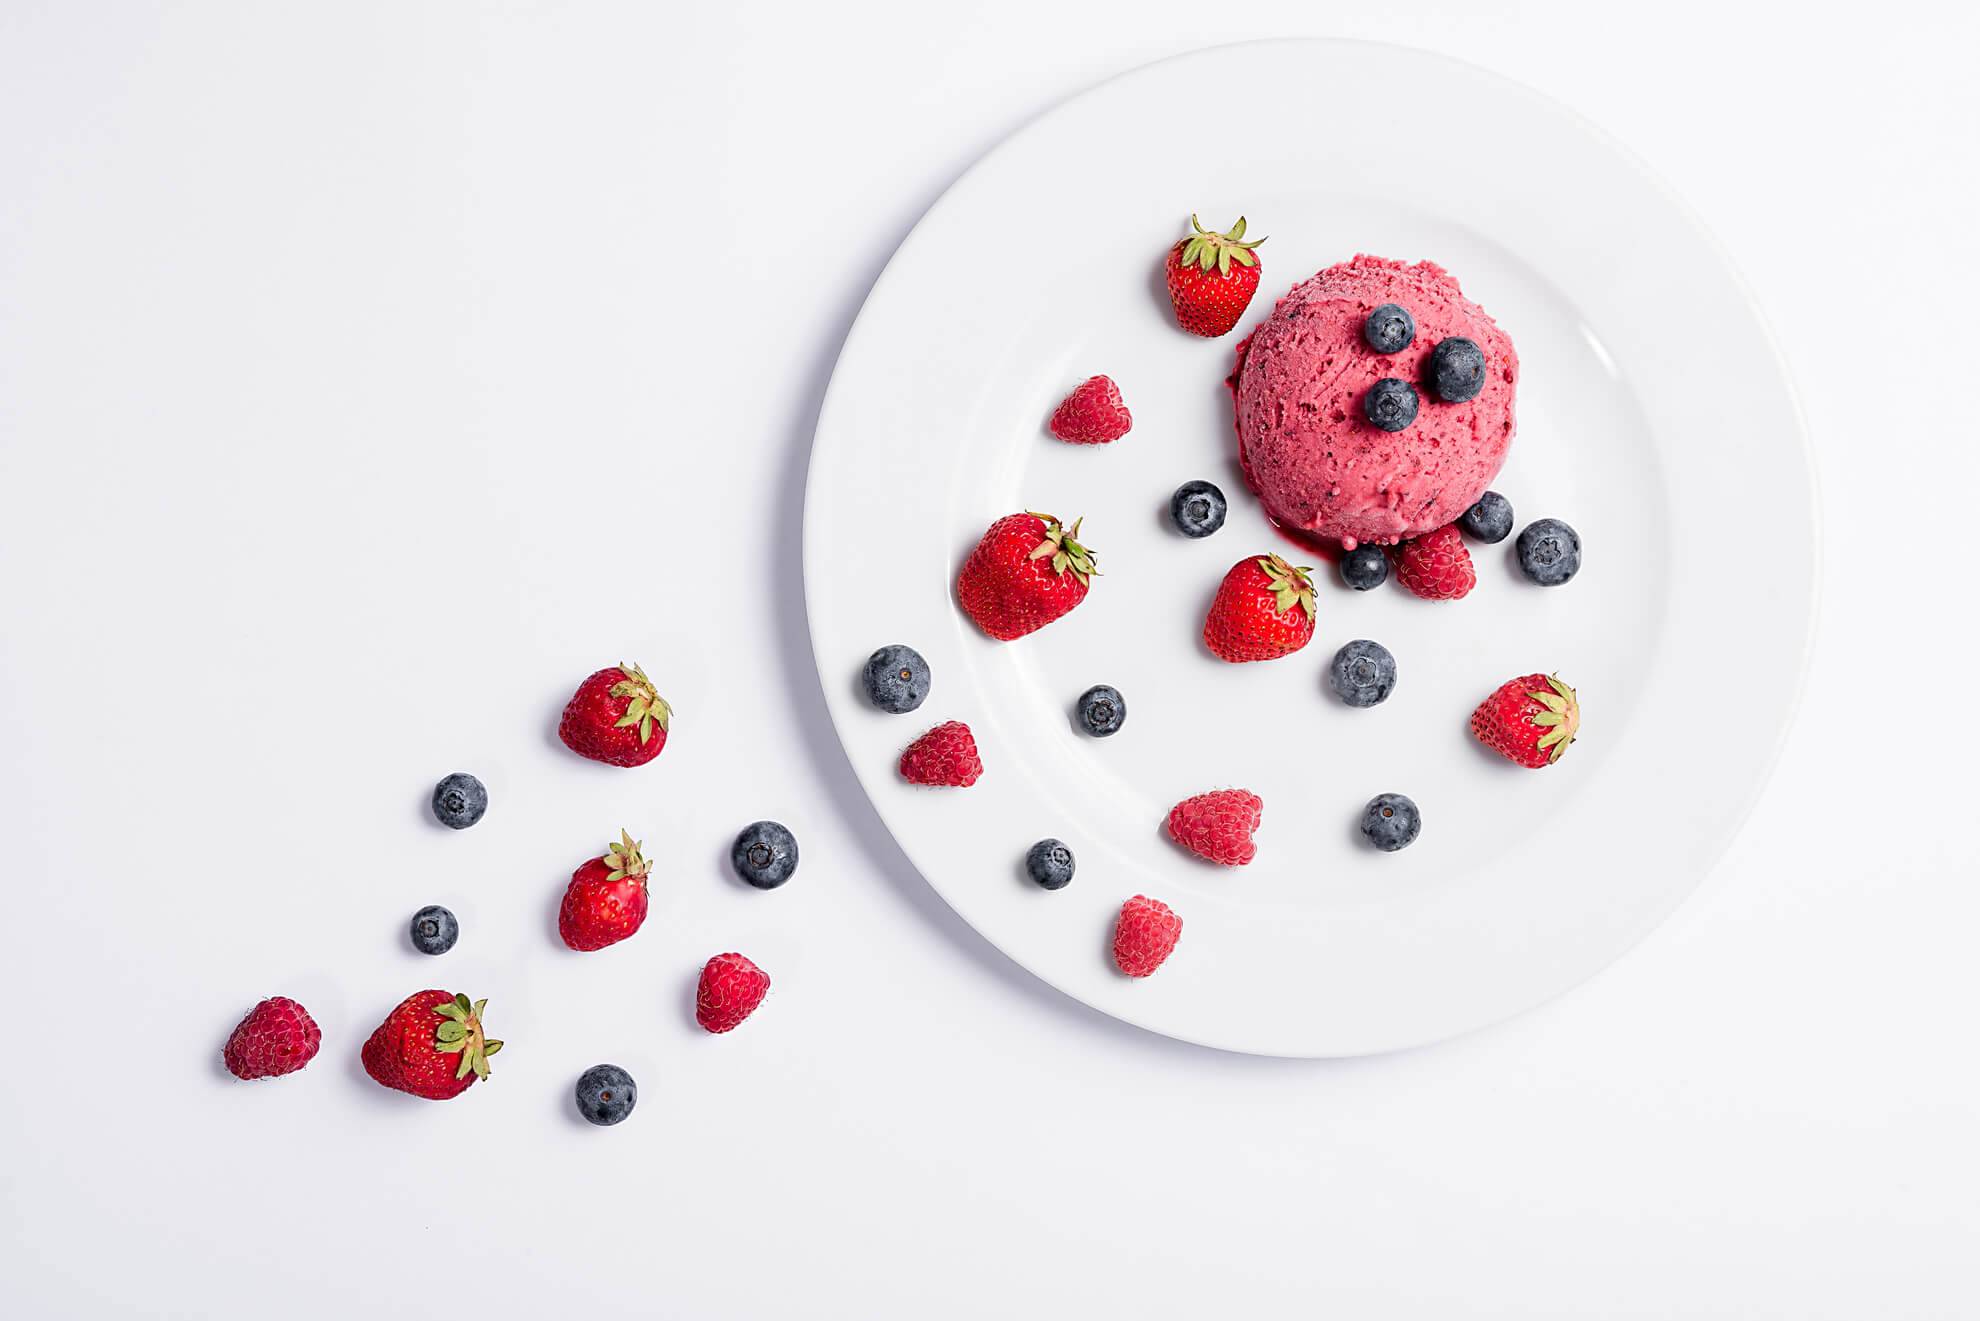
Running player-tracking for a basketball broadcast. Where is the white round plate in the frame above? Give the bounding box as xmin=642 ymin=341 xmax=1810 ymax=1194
xmin=803 ymin=40 xmax=1814 ymax=1057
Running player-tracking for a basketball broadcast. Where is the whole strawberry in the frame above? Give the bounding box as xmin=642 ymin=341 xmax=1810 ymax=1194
xmin=559 ymin=662 xmax=672 ymax=766
xmin=1167 ymin=789 xmax=1264 ymax=865
xmin=1203 ymin=554 xmax=1316 ymax=662
xmin=1113 ymin=895 xmax=1183 ymax=977
xmin=361 ymin=989 xmax=501 ymax=1101
xmin=559 ymin=831 xmax=653 ymax=951
xmin=899 ymin=720 xmax=982 ymax=787
xmin=1394 ymin=525 xmax=1476 ymax=601
xmin=1049 ymin=375 xmax=1132 ymax=444
xmin=957 ymin=512 xmax=1098 ymax=641
xmin=1165 ymin=214 xmax=1265 ymax=337
xmin=1472 ymin=673 xmax=1580 ymax=768
xmin=696 ymin=952 xmax=770 ymax=1033
xmin=222 ymin=996 xmax=321 ymax=1080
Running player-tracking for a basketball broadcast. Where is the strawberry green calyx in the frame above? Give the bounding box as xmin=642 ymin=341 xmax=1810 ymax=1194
xmin=1257 ymin=554 xmax=1316 ymax=620
xmin=1180 ymin=214 xmax=1266 ymax=276
xmin=1527 ymin=675 xmax=1581 ymax=763
xmin=1025 ymin=513 xmax=1100 ymax=586
xmin=432 ymin=993 xmax=503 ymax=1082
xmin=602 ymin=829 xmax=651 ymax=883
xmin=609 ymin=662 xmax=671 ymax=744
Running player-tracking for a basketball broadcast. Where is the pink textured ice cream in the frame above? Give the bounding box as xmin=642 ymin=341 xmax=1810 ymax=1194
xmin=1232 ymin=255 xmax=1518 ymax=549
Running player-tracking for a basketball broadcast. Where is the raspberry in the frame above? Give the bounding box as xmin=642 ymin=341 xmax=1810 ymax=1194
xmin=1113 ymin=896 xmax=1183 ymax=977
xmin=899 ymin=721 xmax=983 ymax=787
xmin=1166 ymin=789 xmax=1263 ymax=866
xmin=1048 ymin=375 xmax=1132 ymax=444
xmin=696 ymin=953 xmax=770 ymax=1033
xmin=222 ymin=996 xmax=321 ymax=1080
xmin=1393 ymin=525 xmax=1476 ymax=601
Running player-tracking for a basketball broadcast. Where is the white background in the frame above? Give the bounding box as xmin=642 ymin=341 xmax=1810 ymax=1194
xmin=1 ymin=3 xmax=1974 ymax=1318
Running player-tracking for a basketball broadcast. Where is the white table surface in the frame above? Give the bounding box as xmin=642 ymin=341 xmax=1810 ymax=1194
xmin=2 ymin=4 xmax=1974 ymax=1318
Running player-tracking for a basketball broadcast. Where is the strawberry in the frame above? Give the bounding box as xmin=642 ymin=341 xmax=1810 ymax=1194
xmin=558 ymin=830 xmax=653 ymax=951
xmin=222 ymin=996 xmax=320 ymax=1080
xmin=696 ymin=952 xmax=770 ymax=1033
xmin=1112 ymin=895 xmax=1183 ymax=977
xmin=1049 ymin=375 xmax=1132 ymax=444
xmin=956 ymin=511 xmax=1097 ymax=640
xmin=899 ymin=720 xmax=982 ymax=787
xmin=1471 ymin=673 xmax=1581 ymax=768
xmin=1165 ymin=214 xmax=1265 ymax=337
xmin=1203 ymin=554 xmax=1316 ymax=662
xmin=559 ymin=662 xmax=672 ymax=767
xmin=1393 ymin=525 xmax=1476 ymax=601
xmin=1167 ymin=789 xmax=1263 ymax=865
xmin=361 ymin=989 xmax=501 ymax=1101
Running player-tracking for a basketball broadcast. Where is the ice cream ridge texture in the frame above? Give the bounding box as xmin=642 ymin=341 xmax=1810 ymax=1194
xmin=1231 ymin=254 xmax=1518 ymax=549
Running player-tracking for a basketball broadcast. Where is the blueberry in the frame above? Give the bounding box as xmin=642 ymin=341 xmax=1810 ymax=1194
xmin=1024 ymin=838 xmax=1075 ymax=891
xmin=1341 ymin=544 xmax=1389 ymax=591
xmin=574 ymin=1064 xmax=637 ymax=1127
xmin=1459 ymin=491 xmax=1514 ymax=543
xmin=1427 ymin=338 xmax=1487 ymax=402
xmin=430 ymin=773 xmax=487 ymax=830
xmin=730 ymin=820 xmax=799 ymax=890
xmin=1329 ymin=640 xmax=1397 ymax=708
xmin=1516 ymin=518 xmax=1582 ymax=586
xmin=1075 ymin=684 xmax=1126 ymax=737
xmin=409 ymin=905 xmax=458 ymax=955
xmin=1363 ymin=303 xmax=1415 ymax=354
xmin=1362 ymin=378 xmax=1418 ymax=432
xmin=862 ymin=644 xmax=930 ymax=713
xmin=1360 ymin=794 xmax=1421 ymax=852
xmin=1169 ymin=480 xmax=1228 ymax=539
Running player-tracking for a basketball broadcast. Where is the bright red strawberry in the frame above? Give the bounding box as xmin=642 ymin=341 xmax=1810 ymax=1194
xmin=899 ymin=720 xmax=982 ymax=787
xmin=1165 ymin=214 xmax=1265 ymax=337
xmin=1167 ymin=789 xmax=1263 ymax=865
xmin=1203 ymin=554 xmax=1316 ymax=662
xmin=1049 ymin=375 xmax=1132 ymax=444
xmin=957 ymin=512 xmax=1097 ymax=640
xmin=558 ymin=831 xmax=652 ymax=951
xmin=696 ymin=952 xmax=770 ymax=1033
xmin=361 ymin=989 xmax=501 ymax=1101
xmin=1113 ymin=895 xmax=1183 ymax=977
xmin=1472 ymin=673 xmax=1581 ymax=768
xmin=1393 ymin=525 xmax=1476 ymax=601
xmin=559 ymin=662 xmax=671 ymax=766
xmin=222 ymin=996 xmax=320 ymax=1080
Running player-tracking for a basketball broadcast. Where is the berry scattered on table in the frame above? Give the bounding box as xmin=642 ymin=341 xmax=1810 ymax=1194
xmin=430 ymin=773 xmax=487 ymax=829
xmin=1459 ymin=491 xmax=1514 ymax=543
xmin=409 ymin=904 xmax=458 ymax=956
xmin=899 ymin=721 xmax=983 ymax=787
xmin=574 ymin=1064 xmax=637 ymax=1127
xmin=1360 ymin=793 xmax=1422 ymax=852
xmin=558 ymin=662 xmax=671 ymax=767
xmin=1170 ymin=480 xmax=1228 ymax=538
xmin=696 ymin=953 xmax=770 ymax=1034
xmin=730 ymin=820 xmax=799 ymax=890
xmin=957 ymin=512 xmax=1097 ymax=641
xmin=1393 ymin=525 xmax=1476 ymax=601
xmin=1204 ymin=554 xmax=1316 ymax=662
xmin=1113 ymin=895 xmax=1183 ymax=978
xmin=1427 ymin=336 xmax=1487 ymax=402
xmin=1075 ymin=684 xmax=1126 ymax=737
xmin=559 ymin=831 xmax=653 ymax=951
xmin=1025 ymin=838 xmax=1075 ymax=890
xmin=1049 ymin=375 xmax=1133 ymax=444
xmin=1341 ymin=543 xmax=1390 ymax=591
xmin=1329 ymin=640 xmax=1398 ymax=708
xmin=1516 ymin=518 xmax=1582 ymax=586
xmin=1363 ymin=378 xmax=1420 ymax=432
xmin=1166 ymin=789 xmax=1263 ymax=866
xmin=1363 ymin=302 xmax=1416 ymax=354
xmin=1165 ymin=214 xmax=1265 ymax=338
xmin=1471 ymin=673 xmax=1581 ymax=768
xmin=361 ymin=990 xmax=501 ymax=1100
xmin=222 ymin=996 xmax=321 ymax=1080
xmin=862 ymin=644 xmax=931 ymax=713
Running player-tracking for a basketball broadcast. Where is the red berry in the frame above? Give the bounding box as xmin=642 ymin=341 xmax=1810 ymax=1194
xmin=1471 ymin=673 xmax=1581 ymax=768
xmin=1049 ymin=375 xmax=1133 ymax=444
xmin=1393 ymin=525 xmax=1476 ymax=601
xmin=1113 ymin=895 xmax=1183 ymax=977
xmin=696 ymin=952 xmax=770 ymax=1033
xmin=899 ymin=721 xmax=982 ymax=787
xmin=222 ymin=996 xmax=321 ymax=1080
xmin=559 ymin=662 xmax=672 ymax=767
xmin=1166 ymin=789 xmax=1263 ymax=866
xmin=1202 ymin=555 xmax=1316 ymax=662
xmin=1165 ymin=214 xmax=1265 ymax=338
xmin=361 ymin=989 xmax=501 ymax=1101
xmin=956 ymin=512 xmax=1097 ymax=641
xmin=558 ymin=831 xmax=652 ymax=951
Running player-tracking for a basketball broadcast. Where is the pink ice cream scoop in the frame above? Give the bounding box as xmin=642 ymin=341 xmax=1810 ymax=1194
xmin=1231 ymin=254 xmax=1518 ymax=549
